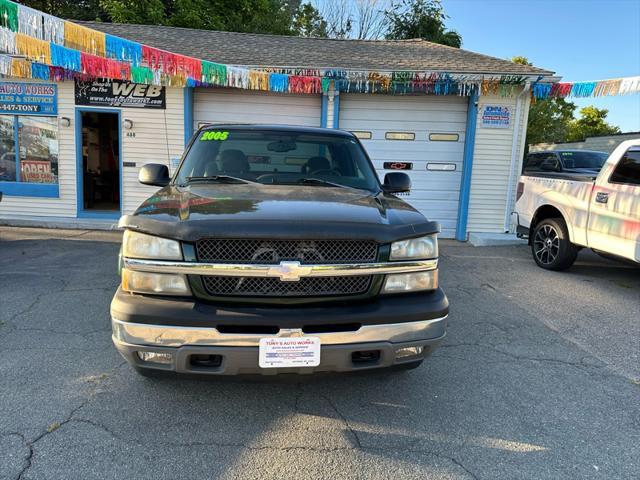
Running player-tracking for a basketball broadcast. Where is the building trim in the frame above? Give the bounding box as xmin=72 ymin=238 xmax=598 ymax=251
xmin=0 ymin=182 xmax=60 ymax=198
xmin=320 ymin=93 xmax=328 ymax=128
xmin=184 ymin=86 xmax=193 ymax=146
xmin=332 ymin=91 xmax=340 ymax=129
xmin=75 ymin=107 xmax=123 ymax=220
xmin=455 ymin=91 xmax=479 ymax=241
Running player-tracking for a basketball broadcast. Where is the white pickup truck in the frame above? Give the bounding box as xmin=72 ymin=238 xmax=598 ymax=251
xmin=514 ymin=139 xmax=640 ymax=270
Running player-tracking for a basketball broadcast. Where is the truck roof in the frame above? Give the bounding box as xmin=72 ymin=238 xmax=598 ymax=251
xmin=197 ymin=124 xmax=355 ymax=138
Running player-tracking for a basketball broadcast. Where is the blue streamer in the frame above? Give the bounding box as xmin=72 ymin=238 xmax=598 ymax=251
xmin=31 ymin=62 xmax=50 ymax=80
xmin=50 ymin=43 xmax=81 ymax=71
xmin=105 ymin=34 xmax=142 ymax=66
xmin=570 ymin=82 xmax=596 ymax=98
xmin=269 ymin=73 xmax=288 ymax=92
xmin=532 ymin=83 xmax=552 ymax=99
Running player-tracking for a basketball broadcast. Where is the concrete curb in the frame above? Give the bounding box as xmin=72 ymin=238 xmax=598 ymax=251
xmin=0 ymin=215 xmax=120 ymax=231
xmin=468 ymin=232 xmax=526 ymax=247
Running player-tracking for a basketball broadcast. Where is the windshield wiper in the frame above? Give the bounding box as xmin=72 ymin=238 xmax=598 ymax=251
xmin=298 ymin=178 xmax=352 ymax=189
xmin=183 ymin=175 xmax=258 ymax=185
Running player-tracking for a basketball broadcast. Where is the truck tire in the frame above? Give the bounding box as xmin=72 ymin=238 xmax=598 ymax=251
xmin=531 ymin=217 xmax=578 ymax=270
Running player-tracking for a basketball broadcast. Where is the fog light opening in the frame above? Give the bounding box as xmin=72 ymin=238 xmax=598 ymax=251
xmin=136 ymin=351 xmax=173 ymax=365
xmin=395 ymin=346 xmax=424 ymax=360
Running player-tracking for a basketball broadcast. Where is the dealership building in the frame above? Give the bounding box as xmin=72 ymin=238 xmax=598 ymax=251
xmin=0 ymin=21 xmax=553 ymax=240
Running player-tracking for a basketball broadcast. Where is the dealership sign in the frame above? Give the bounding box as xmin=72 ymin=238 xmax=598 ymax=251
xmin=481 ymin=105 xmax=511 ymax=129
xmin=0 ymin=82 xmax=57 ymax=115
xmin=75 ymin=80 xmax=166 ymax=109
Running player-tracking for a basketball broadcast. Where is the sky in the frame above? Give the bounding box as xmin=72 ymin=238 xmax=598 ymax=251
xmin=443 ymin=0 xmax=640 ymax=132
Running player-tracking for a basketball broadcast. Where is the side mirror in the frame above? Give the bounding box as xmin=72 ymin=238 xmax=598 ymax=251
xmin=139 ymin=163 xmax=170 ymax=187
xmin=382 ymin=172 xmax=411 ymax=193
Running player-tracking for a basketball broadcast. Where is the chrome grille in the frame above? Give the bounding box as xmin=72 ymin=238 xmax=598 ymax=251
xmin=196 ymin=239 xmax=378 ymax=264
xmin=202 ymin=275 xmax=372 ymax=297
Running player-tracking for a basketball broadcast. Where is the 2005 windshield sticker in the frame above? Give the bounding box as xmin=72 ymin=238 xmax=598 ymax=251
xmin=200 ymin=131 xmax=229 ymax=141
xmin=0 ymin=82 xmax=57 ymax=115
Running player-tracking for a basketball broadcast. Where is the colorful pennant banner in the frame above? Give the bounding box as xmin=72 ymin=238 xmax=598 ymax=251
xmin=0 ymin=0 xmax=636 ymax=100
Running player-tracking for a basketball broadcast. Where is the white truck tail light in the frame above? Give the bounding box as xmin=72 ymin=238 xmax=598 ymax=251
xmin=516 ymin=181 xmax=525 ymax=202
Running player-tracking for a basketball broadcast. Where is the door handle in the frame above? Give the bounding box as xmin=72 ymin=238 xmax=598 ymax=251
xmin=595 ymin=192 xmax=609 ymax=204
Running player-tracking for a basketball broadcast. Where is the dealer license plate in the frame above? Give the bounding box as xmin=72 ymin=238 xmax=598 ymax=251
xmin=259 ymin=337 xmax=321 ymax=368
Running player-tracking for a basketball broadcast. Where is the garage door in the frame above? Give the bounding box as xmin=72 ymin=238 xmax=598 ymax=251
xmin=194 ymin=88 xmax=321 ymax=129
xmin=339 ymin=94 xmax=467 ymax=238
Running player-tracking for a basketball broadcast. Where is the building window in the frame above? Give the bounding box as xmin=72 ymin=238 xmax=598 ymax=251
xmin=0 ymin=115 xmax=59 ymax=194
xmin=385 ymin=132 xmax=415 ymax=141
xmin=429 ymin=133 xmax=459 ymax=142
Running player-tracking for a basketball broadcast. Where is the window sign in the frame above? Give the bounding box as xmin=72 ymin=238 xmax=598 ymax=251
xmin=0 ymin=82 xmax=58 ymax=115
xmin=481 ymin=105 xmax=511 ymax=129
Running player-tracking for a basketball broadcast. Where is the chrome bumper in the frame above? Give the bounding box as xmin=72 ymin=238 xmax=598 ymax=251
xmin=112 ymin=316 xmax=448 ymax=348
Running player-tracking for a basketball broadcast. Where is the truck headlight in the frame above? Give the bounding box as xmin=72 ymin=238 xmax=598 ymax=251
xmin=122 ymin=230 xmax=182 ymax=260
xmin=382 ymin=270 xmax=438 ymax=293
xmin=390 ymin=235 xmax=438 ymax=260
xmin=122 ymin=269 xmax=191 ymax=296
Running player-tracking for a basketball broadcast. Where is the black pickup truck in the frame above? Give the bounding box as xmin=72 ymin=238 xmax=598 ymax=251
xmin=111 ymin=125 xmax=448 ymax=376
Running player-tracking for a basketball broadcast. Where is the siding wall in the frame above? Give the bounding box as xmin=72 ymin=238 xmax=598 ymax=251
xmin=467 ymin=89 xmax=530 ymax=233
xmin=0 ymin=81 xmax=184 ymax=218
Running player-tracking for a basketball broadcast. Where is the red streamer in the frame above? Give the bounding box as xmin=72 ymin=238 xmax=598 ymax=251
xmin=81 ymin=52 xmax=131 ymax=80
xmin=142 ymin=45 xmax=200 ymax=79
xmin=289 ymin=76 xmax=321 ymax=94
xmin=550 ymin=82 xmax=572 ymax=98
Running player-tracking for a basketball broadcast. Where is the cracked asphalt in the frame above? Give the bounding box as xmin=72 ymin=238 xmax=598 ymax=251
xmin=1 ymin=226 xmax=638 ymax=479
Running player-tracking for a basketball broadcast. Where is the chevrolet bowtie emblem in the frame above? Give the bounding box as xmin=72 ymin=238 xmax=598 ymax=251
xmin=268 ymin=261 xmax=313 ymax=282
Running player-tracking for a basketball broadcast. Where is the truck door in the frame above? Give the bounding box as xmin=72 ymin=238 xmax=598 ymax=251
xmin=587 ymin=146 xmax=640 ymax=262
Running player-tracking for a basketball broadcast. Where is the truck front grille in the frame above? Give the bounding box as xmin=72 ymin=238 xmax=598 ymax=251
xmin=201 ymin=275 xmax=372 ymax=297
xmin=196 ymin=239 xmax=378 ymax=264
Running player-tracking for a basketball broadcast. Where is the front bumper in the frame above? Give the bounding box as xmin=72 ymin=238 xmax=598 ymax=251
xmin=111 ymin=287 xmax=449 ymax=375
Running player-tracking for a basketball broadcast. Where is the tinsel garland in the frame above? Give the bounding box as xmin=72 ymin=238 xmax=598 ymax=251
xmin=131 ymin=65 xmax=154 ymax=84
xmin=11 ymin=57 xmax=31 ymax=78
xmin=269 ymin=73 xmax=288 ymax=92
xmin=106 ymin=34 xmax=142 ymax=66
xmin=0 ymin=53 xmax=10 ymax=75
xmin=0 ymin=25 xmax=16 ymax=54
xmin=248 ymin=70 xmax=268 ymax=90
xmin=570 ymin=82 xmax=595 ymax=98
xmin=202 ymin=60 xmax=226 ymax=85
xmin=64 ymin=21 xmax=105 ymax=57
xmin=0 ymin=0 xmax=17 ymax=32
xmin=30 ymin=61 xmax=49 ymax=80
xmin=289 ymin=75 xmax=320 ymax=94
xmin=81 ymin=52 xmax=130 ymax=80
xmin=227 ymin=66 xmax=248 ymax=89
xmin=17 ymin=5 xmax=41 ymax=39
xmin=50 ymin=43 xmax=81 ymax=71
xmin=43 ymin=12 xmax=64 ymax=45
xmin=16 ymin=33 xmax=51 ymax=64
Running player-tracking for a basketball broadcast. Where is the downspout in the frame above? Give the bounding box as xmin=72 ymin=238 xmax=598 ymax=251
xmin=503 ymin=83 xmax=530 ymax=232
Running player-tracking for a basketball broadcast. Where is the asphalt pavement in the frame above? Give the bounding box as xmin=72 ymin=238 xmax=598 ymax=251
xmin=1 ymin=227 xmax=638 ymax=479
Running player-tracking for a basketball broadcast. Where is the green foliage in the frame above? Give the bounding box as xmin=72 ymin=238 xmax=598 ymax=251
xmin=511 ymin=56 xmax=531 ymax=66
xmin=526 ymin=97 xmax=576 ymax=146
xmin=100 ymin=0 xmax=165 ymax=24
xmin=21 ymin=0 xmax=107 ymax=21
xmin=293 ymin=2 xmax=328 ymax=37
xmin=566 ymin=106 xmax=621 ymax=142
xmin=385 ymin=0 xmax=462 ymax=47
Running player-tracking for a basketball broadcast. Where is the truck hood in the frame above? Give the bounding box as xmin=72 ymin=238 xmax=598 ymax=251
xmin=119 ymin=184 xmax=439 ymax=243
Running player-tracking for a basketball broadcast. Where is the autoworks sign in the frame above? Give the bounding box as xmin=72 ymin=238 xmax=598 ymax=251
xmin=74 ymin=79 xmax=166 ymax=109
xmin=0 ymin=82 xmax=57 ymax=115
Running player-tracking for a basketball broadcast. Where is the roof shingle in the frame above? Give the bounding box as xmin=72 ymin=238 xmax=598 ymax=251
xmin=81 ymin=22 xmax=554 ymax=76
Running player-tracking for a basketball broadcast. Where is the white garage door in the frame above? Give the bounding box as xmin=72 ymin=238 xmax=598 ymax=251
xmin=194 ymin=88 xmax=321 ymax=129
xmin=339 ymin=94 xmax=467 ymax=238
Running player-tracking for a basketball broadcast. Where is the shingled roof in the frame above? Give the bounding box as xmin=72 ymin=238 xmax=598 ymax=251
xmin=81 ymin=22 xmax=553 ymax=76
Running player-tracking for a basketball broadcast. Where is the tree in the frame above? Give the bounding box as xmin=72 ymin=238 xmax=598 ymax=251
xmin=566 ymin=106 xmax=621 ymax=142
xmin=293 ymin=2 xmax=328 ymax=37
xmin=318 ymin=0 xmax=386 ymax=40
xmin=385 ymin=0 xmax=462 ymax=47
xmin=99 ymin=0 xmax=165 ymax=24
xmin=21 ymin=0 xmax=107 ymax=21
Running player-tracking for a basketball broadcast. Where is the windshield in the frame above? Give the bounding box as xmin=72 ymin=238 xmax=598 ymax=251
xmin=176 ymin=129 xmax=380 ymax=192
xmin=560 ymin=151 xmax=608 ymax=169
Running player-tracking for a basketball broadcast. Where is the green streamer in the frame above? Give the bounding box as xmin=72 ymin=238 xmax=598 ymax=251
xmin=321 ymin=77 xmax=331 ymax=93
xmin=0 ymin=0 xmax=18 ymax=32
xmin=132 ymin=66 xmax=154 ymax=84
xmin=202 ymin=61 xmax=227 ymax=85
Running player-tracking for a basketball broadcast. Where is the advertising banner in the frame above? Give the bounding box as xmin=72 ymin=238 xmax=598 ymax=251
xmin=75 ymin=79 xmax=166 ymax=109
xmin=0 ymin=82 xmax=57 ymax=115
